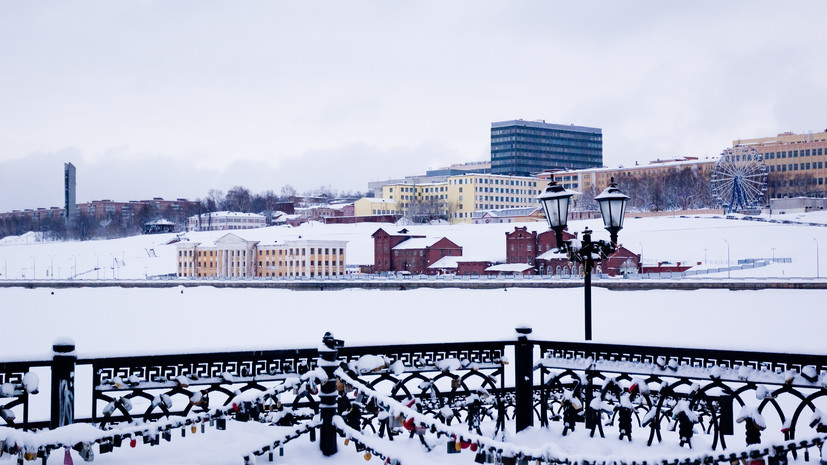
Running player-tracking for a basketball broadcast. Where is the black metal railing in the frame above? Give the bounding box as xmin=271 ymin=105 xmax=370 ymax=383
xmin=2 ymin=334 xmax=826 ymax=464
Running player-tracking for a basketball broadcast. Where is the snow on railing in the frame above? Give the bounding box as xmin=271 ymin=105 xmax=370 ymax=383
xmin=336 ymin=367 xmax=827 ymax=465
xmin=537 ymin=355 xmax=827 ymax=389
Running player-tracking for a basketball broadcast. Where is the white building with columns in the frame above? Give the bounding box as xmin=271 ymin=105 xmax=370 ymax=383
xmin=176 ymin=233 xmax=347 ymax=279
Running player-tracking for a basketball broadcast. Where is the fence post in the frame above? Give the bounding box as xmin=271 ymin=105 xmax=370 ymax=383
xmin=50 ymin=340 xmax=76 ymax=429
xmin=514 ymin=327 xmax=534 ymax=432
xmin=319 ymin=332 xmax=341 ymax=456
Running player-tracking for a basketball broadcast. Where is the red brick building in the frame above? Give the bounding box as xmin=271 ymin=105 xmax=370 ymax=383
xmin=505 ymin=226 xmax=642 ymax=277
xmin=505 ymin=226 xmax=576 ymax=266
xmin=372 ymin=228 xmax=462 ymax=274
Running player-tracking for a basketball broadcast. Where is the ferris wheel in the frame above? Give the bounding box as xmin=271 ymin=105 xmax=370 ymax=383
xmin=711 ymin=145 xmax=768 ymax=213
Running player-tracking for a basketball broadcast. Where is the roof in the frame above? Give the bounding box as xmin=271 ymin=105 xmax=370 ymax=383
xmin=485 ymin=263 xmax=534 ymax=272
xmin=392 ymin=237 xmax=441 ymax=250
xmin=491 ymin=119 xmax=601 ymax=134
xmin=191 ymin=211 xmax=266 ymax=219
xmin=473 ymin=206 xmax=541 ymax=218
xmin=536 ymin=249 xmax=568 ymax=260
xmin=427 ymin=256 xmax=487 ymax=269
xmin=145 ymin=219 xmax=175 ymax=225
xmin=358 ymin=197 xmax=397 ymax=204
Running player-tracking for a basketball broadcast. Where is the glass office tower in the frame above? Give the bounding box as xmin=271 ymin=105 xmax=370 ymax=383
xmin=491 ymin=120 xmax=603 ymax=176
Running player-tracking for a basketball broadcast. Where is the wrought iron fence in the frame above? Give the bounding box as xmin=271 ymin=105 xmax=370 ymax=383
xmin=2 ymin=334 xmax=826 ymax=464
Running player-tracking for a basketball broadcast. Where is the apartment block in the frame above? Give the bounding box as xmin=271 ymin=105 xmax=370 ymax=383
xmin=546 ymin=157 xmax=716 ymax=194
xmin=733 ymin=130 xmax=827 ymax=198
xmin=377 ymin=173 xmax=544 ymax=223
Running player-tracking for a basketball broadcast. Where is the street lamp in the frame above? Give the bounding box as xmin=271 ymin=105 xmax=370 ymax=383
xmin=815 ymin=238 xmax=820 ymax=279
xmin=538 ymin=178 xmax=630 ymax=341
xmin=724 ymin=239 xmax=730 ymax=279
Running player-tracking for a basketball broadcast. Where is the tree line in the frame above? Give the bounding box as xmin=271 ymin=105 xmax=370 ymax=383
xmin=0 ymin=184 xmax=363 ymax=241
xmin=577 ymin=167 xmax=716 ymax=213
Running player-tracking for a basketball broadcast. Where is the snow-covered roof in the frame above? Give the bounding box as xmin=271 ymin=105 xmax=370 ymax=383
xmin=359 ymin=197 xmax=397 ymax=204
xmin=392 ymin=237 xmax=441 ymax=250
xmin=146 ymin=219 xmax=175 ymax=225
xmin=537 ymin=249 xmax=567 ymax=260
xmin=485 ymin=263 xmax=533 ymax=272
xmin=191 ymin=211 xmax=266 ymax=219
xmin=428 ymin=256 xmax=462 ymax=269
xmin=553 ymin=156 xmax=718 ymax=176
xmin=473 ymin=206 xmax=541 ymax=218
xmin=427 ymin=256 xmax=485 ymax=269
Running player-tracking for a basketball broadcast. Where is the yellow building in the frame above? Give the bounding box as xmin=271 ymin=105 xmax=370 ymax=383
xmin=734 ymin=131 xmax=827 ymax=198
xmin=376 ymin=174 xmax=544 ymax=224
xmin=176 ymin=233 xmax=347 ymax=279
xmin=548 ymin=157 xmax=717 ymax=194
xmin=353 ymin=198 xmax=399 ymax=217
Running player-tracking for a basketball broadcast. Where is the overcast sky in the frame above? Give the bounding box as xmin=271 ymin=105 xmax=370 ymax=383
xmin=1 ymin=1 xmax=826 ymax=211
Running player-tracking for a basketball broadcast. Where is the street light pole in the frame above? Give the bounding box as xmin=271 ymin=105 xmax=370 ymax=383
xmin=815 ymin=238 xmax=820 ymax=278
xmin=582 ymin=229 xmax=594 ymax=341
xmin=724 ymin=239 xmax=730 ymax=279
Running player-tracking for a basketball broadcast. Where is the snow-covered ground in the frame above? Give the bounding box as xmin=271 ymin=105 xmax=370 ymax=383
xmin=2 ymin=213 xmax=827 ymax=464
xmin=1 ymin=212 xmax=827 ymax=280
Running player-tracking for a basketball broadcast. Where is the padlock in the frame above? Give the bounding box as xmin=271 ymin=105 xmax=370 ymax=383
xmin=475 ymin=451 xmax=487 ymax=464
xmin=364 ymin=452 xmax=372 ymax=461
xmin=447 ymin=441 xmax=460 ymax=454
xmin=99 ymin=440 xmax=113 ymax=454
xmin=216 ymin=418 xmax=227 ymax=430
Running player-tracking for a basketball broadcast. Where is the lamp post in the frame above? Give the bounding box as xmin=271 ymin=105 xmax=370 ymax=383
xmin=538 ymin=178 xmax=630 ymax=341
xmin=815 ymin=238 xmax=820 ymax=278
xmin=93 ymin=254 xmax=100 ymax=280
xmin=724 ymin=239 xmax=730 ymax=279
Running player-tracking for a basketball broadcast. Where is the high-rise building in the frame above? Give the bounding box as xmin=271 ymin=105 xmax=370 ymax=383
xmin=490 ymin=120 xmax=603 ymax=176
xmin=64 ymin=162 xmax=77 ymax=223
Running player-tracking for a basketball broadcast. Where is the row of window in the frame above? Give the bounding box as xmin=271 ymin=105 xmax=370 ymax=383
xmin=475 ymin=186 xmax=538 ymax=195
xmin=769 ymin=162 xmax=825 ymax=172
xmin=764 ymin=148 xmax=825 ymax=159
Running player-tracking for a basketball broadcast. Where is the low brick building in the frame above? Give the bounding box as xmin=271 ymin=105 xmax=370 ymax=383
xmin=505 ymin=226 xmax=642 ymax=277
xmin=372 ymin=228 xmax=462 ymax=274
xmin=505 ymin=226 xmax=576 ymax=266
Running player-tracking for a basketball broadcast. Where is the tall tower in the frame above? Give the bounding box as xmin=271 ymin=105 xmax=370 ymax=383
xmin=64 ymin=162 xmax=77 ymax=223
xmin=491 ymin=120 xmax=603 ymax=176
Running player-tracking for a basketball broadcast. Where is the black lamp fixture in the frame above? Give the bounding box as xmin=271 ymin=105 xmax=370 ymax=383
xmin=537 ymin=180 xmax=576 ymax=247
xmin=594 ymin=179 xmax=630 ymax=245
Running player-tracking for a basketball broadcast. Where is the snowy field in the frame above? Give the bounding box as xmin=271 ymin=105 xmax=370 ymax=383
xmin=2 ymin=213 xmax=827 ymax=464
xmin=2 ymin=212 xmax=827 ymax=280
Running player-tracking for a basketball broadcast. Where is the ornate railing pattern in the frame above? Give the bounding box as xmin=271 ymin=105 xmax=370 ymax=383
xmin=86 ymin=348 xmax=318 ymax=425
